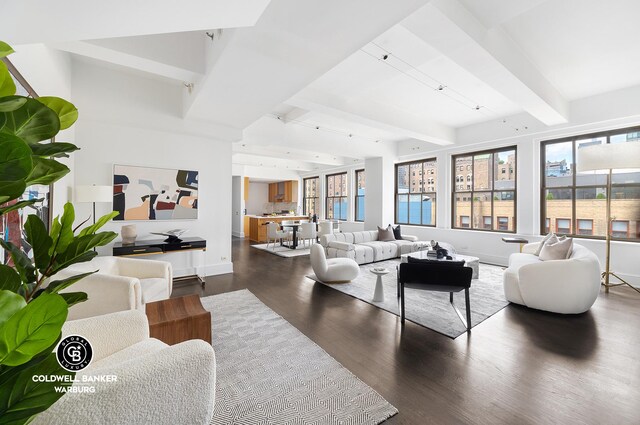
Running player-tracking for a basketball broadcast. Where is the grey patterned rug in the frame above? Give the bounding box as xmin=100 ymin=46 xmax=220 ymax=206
xmin=202 ymin=290 xmax=398 ymax=424
xmin=307 ymin=259 xmax=508 ymax=339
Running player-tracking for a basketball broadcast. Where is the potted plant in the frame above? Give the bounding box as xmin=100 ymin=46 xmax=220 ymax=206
xmin=0 ymin=41 xmax=118 ymax=424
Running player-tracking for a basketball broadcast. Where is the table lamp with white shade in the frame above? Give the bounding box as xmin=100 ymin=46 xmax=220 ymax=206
xmin=75 ymin=185 xmax=113 ymax=225
xmin=576 ymin=141 xmax=640 ymax=294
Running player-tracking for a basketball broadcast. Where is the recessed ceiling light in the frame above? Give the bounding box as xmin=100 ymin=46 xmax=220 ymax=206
xmin=242 ymin=144 xmax=246 ymax=147
xmin=375 ymin=140 xmax=380 ymax=143
xmin=286 ymin=152 xmax=290 ymax=154
xmin=315 ymin=155 xmax=319 ymax=158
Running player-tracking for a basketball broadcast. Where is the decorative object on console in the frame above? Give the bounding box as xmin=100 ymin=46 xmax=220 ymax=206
xmin=150 ymin=228 xmax=188 ymax=243
xmin=75 ymin=184 xmax=113 ymax=224
xmin=113 ymin=164 xmax=198 ymax=221
xmin=576 ymin=141 xmax=640 ymax=294
xmin=121 ymin=224 xmax=137 ymax=244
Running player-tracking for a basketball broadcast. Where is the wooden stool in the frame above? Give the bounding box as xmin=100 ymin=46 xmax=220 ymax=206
xmin=146 ymin=295 xmax=211 ymax=345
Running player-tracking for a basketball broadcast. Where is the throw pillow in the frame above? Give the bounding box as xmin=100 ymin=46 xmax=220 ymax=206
xmin=377 ymin=225 xmax=396 ymax=241
xmin=534 ymin=233 xmax=555 ymax=256
xmin=539 ymin=237 xmax=573 ymax=261
xmin=389 ymin=224 xmax=403 ymax=240
xmin=407 ymin=257 xmax=465 ymax=267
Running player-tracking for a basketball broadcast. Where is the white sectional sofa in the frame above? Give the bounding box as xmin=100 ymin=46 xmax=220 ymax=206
xmin=320 ymin=230 xmax=429 ymax=265
xmin=503 ymin=242 xmax=601 ymax=314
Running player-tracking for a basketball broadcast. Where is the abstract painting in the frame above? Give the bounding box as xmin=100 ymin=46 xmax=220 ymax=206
xmin=113 ymin=165 xmax=198 ymax=221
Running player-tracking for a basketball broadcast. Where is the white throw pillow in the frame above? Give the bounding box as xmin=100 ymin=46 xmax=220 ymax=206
xmin=539 ymin=237 xmax=573 ymax=261
xmin=534 ymin=233 xmax=555 ymax=256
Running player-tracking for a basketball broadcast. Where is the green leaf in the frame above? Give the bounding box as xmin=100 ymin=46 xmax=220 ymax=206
xmin=24 ymin=215 xmax=52 ymax=272
xmin=0 ymin=96 xmax=27 ymax=112
xmin=0 ymin=293 xmax=67 ymax=366
xmin=0 ymin=198 xmax=42 ymax=215
xmin=78 ymin=211 xmax=119 ymax=237
xmin=60 ymin=291 xmax=88 ymax=308
xmin=0 ymin=240 xmax=36 ymax=284
xmin=30 ymin=141 xmax=79 ymax=158
xmin=0 ymin=290 xmax=26 ymax=324
xmin=0 ymin=352 xmax=73 ymax=423
xmin=0 ymin=265 xmax=22 ymax=293
xmin=36 ymin=97 xmax=78 ymax=130
xmin=52 ymin=251 xmax=97 ymax=275
xmin=0 ymin=133 xmax=33 ymax=181
xmin=0 ymin=61 xmax=16 ymax=97
xmin=0 ymin=96 xmax=60 ymax=144
xmin=54 ymin=202 xmax=75 ymax=253
xmin=46 ymin=271 xmax=95 ymax=294
xmin=25 ymin=156 xmax=69 ymax=186
xmin=0 ymin=41 xmax=14 ymax=58
xmin=0 ymin=179 xmax=26 ymax=205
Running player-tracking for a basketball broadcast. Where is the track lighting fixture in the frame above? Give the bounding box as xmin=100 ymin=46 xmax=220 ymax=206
xmin=436 ymin=85 xmax=445 ymax=91
xmin=382 ymin=54 xmax=389 ymax=60
xmin=183 ymin=82 xmax=194 ymax=94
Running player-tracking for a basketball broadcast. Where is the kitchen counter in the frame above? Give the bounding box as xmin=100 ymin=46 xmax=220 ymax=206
xmin=248 ymin=215 xmax=308 ymax=243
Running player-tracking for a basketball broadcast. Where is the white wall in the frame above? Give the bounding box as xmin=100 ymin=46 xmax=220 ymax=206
xmin=246 ymin=182 xmax=269 ymax=215
xmin=71 ymin=58 xmax=235 ymax=277
xmin=231 ymin=176 xmax=244 ymax=238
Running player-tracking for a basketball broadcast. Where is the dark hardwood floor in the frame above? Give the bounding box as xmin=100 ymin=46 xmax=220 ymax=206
xmin=173 ymin=239 xmax=640 ymax=424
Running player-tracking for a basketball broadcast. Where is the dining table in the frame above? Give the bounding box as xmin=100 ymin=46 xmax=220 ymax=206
xmin=280 ymin=221 xmax=308 ymax=249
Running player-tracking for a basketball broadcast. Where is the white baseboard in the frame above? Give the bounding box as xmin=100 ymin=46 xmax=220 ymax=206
xmin=232 ymin=231 xmax=245 ymax=238
xmin=174 ymin=261 xmax=233 ymax=278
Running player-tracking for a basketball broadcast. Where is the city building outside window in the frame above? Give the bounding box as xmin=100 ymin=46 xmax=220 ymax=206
xmin=541 ymin=126 xmax=640 ymax=241
xmin=326 ymin=172 xmax=347 ymax=221
xmin=303 ymin=177 xmax=319 ymax=216
xmin=452 ymin=146 xmax=517 ymax=232
xmin=355 ymin=169 xmax=365 ymax=222
xmin=577 ymin=219 xmax=593 ymax=235
xmin=395 ymin=159 xmax=437 ymax=226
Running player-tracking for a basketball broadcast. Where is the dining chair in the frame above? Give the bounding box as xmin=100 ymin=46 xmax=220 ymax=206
xmin=318 ymin=221 xmax=334 ymax=237
xmin=266 ymin=222 xmax=291 ymax=250
xmin=298 ymin=222 xmax=317 ymax=248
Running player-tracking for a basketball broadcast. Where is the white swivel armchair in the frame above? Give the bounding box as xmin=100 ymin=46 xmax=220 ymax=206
xmin=32 ymin=310 xmax=216 ymax=425
xmin=51 ymin=256 xmax=173 ymax=320
xmin=310 ymin=244 xmax=359 ymax=283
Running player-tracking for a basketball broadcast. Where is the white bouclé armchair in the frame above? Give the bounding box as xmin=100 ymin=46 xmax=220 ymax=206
xmin=51 ymin=256 xmax=173 ymax=320
xmin=32 ymin=310 xmax=216 ymax=425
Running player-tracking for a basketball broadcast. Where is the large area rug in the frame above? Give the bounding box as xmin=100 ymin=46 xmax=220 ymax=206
xmin=202 ymin=290 xmax=398 ymax=424
xmin=251 ymin=243 xmax=310 ymax=257
xmin=307 ymin=259 xmax=508 ymax=339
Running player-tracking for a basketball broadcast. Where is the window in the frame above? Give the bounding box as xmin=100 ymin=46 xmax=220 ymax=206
xmin=452 ymin=147 xmax=517 ymax=232
xmin=326 ymin=172 xmax=347 ymax=221
xmin=355 ymin=169 xmax=365 ymax=222
xmin=303 ymin=177 xmax=319 ymax=216
xmin=577 ymin=219 xmax=593 ymax=236
xmin=395 ymin=159 xmax=437 ymax=226
xmin=611 ymin=220 xmax=629 ymax=238
xmin=541 ymin=126 xmax=640 ymax=241
xmin=545 ymin=218 xmax=551 ymax=233
xmin=483 ymin=216 xmax=492 ymax=229
xmin=556 ymin=218 xmax=571 ymax=234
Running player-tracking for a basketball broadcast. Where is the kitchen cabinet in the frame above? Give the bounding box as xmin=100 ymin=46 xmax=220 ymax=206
xmin=249 ymin=215 xmax=309 ymax=243
xmin=268 ymin=180 xmax=298 ymax=203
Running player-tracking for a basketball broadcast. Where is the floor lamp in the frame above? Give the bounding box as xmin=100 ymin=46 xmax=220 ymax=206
xmin=75 ymin=185 xmax=113 ymax=225
xmin=576 ymin=142 xmax=640 ymax=294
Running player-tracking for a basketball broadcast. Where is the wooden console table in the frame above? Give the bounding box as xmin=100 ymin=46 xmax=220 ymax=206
xmin=113 ymin=237 xmax=207 ymax=285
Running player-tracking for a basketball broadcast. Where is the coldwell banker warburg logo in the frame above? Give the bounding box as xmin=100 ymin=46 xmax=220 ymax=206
xmin=56 ymin=335 xmax=93 ymax=371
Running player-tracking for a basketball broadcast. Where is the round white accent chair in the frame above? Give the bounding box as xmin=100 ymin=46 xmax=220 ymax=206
xmin=503 ymin=242 xmax=601 ymax=314
xmin=310 ymin=243 xmax=359 ymax=283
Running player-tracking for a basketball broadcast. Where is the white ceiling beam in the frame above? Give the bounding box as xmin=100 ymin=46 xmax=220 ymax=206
xmin=232 ymin=153 xmax=316 ymax=172
xmin=233 ymin=143 xmax=351 ymax=167
xmin=52 ymin=41 xmax=202 ymax=82
xmin=402 ymin=0 xmax=568 ymax=125
xmin=288 ymin=89 xmax=455 ymax=146
xmin=1 ymin=0 xmax=271 ymax=45
xmin=183 ymin=0 xmax=430 ymax=128
xmin=283 ymin=107 xmax=312 ymax=124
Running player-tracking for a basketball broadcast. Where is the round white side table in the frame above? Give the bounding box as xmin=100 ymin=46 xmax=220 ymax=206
xmin=370 ymin=268 xmax=389 ymax=302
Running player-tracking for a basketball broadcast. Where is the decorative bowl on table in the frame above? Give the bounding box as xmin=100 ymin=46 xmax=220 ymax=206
xmin=150 ymin=229 xmax=188 ymax=243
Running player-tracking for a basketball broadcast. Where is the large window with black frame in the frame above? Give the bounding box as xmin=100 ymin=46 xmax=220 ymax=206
xmin=326 ymin=172 xmax=347 ymax=221
xmin=541 ymin=126 xmax=640 ymax=241
xmin=355 ymin=169 xmax=365 ymax=222
xmin=452 ymin=146 xmax=517 ymax=232
xmin=303 ymin=176 xmax=319 ymax=216
xmin=395 ymin=159 xmax=437 ymax=226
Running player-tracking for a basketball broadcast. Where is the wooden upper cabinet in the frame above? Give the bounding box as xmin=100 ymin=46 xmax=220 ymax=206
xmin=268 ymin=180 xmax=298 ymax=203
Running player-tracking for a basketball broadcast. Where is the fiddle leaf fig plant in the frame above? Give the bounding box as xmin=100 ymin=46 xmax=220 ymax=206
xmin=0 ymin=41 xmax=118 ymax=424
